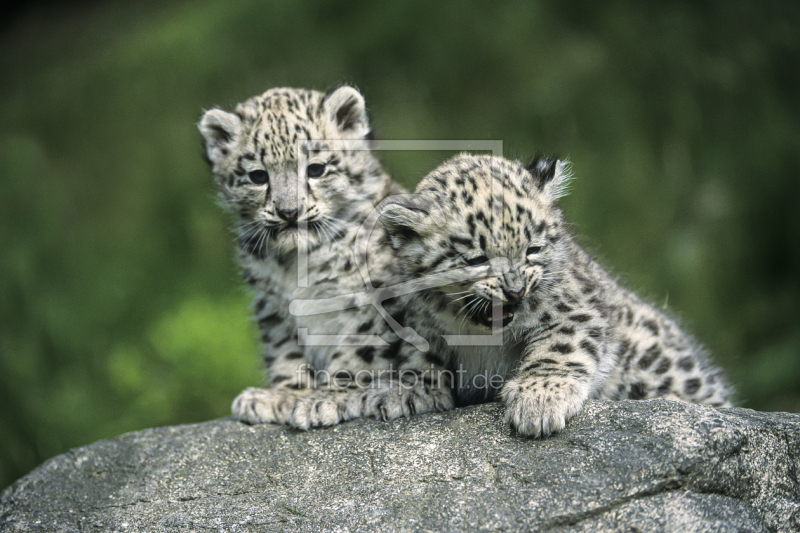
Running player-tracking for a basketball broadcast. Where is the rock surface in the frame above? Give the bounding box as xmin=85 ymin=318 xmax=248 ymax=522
xmin=1 ymin=400 xmax=799 ymax=532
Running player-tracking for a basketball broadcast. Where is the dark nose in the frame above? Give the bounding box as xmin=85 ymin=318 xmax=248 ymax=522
xmin=503 ymin=287 xmax=525 ymax=303
xmin=277 ymin=208 xmax=299 ymax=223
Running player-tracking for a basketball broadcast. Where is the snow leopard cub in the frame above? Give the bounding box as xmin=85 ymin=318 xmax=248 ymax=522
xmin=379 ymin=154 xmax=732 ymax=437
xmin=199 ymin=86 xmax=454 ymax=429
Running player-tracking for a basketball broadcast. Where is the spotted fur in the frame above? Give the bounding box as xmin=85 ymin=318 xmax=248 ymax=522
xmin=379 ymin=154 xmax=732 ymax=437
xmin=200 ymin=86 xmax=453 ymax=429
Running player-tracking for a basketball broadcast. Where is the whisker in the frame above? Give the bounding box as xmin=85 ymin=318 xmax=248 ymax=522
xmin=319 ymin=215 xmax=346 ymax=238
xmin=450 ymin=292 xmax=478 ymax=304
xmin=455 ymin=295 xmax=485 ymax=332
xmin=253 ymin=227 xmax=269 ymax=256
xmin=314 ymin=217 xmax=336 ymax=243
xmin=475 ymin=299 xmax=490 ymax=322
xmin=236 ymin=219 xmax=269 ymax=238
xmin=446 ymin=289 xmax=472 ymax=298
xmin=463 ymin=296 xmax=486 ymax=331
xmin=319 ymin=212 xmax=348 ymax=224
xmin=454 ymin=295 xmax=479 ymax=320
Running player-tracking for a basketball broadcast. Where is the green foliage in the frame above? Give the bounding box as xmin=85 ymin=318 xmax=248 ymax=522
xmin=1 ymin=0 xmax=798 ymax=490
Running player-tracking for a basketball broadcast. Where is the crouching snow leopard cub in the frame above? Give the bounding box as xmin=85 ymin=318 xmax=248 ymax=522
xmin=200 ymin=86 xmax=454 ymax=429
xmin=379 ymin=154 xmax=732 ymax=437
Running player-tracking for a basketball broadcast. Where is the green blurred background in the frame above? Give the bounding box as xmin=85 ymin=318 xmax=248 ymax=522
xmin=1 ymin=0 xmax=798 ymax=490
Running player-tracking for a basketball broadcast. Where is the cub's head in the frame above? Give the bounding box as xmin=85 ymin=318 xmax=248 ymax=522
xmin=199 ymin=86 xmax=386 ymax=255
xmin=379 ymin=154 xmax=570 ymax=331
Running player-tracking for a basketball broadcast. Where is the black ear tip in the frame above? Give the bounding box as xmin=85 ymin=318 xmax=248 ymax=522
xmin=525 ymin=155 xmax=559 ymax=186
xmin=525 ymin=154 xmax=559 ymax=175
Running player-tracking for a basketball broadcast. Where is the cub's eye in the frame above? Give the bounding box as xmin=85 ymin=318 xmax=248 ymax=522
xmin=465 ymin=255 xmax=489 ymax=266
xmin=307 ymin=163 xmax=325 ymax=178
xmin=248 ymin=170 xmax=269 ymax=185
xmin=526 ymin=245 xmax=543 ymax=257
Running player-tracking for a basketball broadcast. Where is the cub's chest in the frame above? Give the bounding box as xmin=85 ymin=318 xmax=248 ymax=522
xmin=445 ymin=337 xmax=525 ymax=405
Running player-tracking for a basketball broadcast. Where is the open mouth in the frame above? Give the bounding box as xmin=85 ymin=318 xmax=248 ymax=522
xmin=472 ymin=300 xmax=516 ymax=329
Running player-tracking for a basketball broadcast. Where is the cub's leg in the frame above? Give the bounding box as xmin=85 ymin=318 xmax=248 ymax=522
xmin=502 ymin=322 xmax=606 ymax=437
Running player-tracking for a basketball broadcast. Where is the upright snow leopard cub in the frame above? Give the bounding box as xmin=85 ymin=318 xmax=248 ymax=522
xmin=379 ymin=154 xmax=732 ymax=437
xmin=199 ymin=86 xmax=453 ymax=429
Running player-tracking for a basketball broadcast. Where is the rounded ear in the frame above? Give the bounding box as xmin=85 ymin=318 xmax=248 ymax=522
xmin=199 ymin=109 xmax=243 ymax=165
xmin=322 ymin=86 xmax=370 ymax=138
xmin=524 ymin=157 xmax=571 ymax=201
xmin=379 ymin=195 xmax=445 ymax=249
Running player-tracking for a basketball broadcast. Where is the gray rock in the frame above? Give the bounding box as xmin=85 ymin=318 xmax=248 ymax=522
xmin=1 ymin=400 xmax=799 ymax=532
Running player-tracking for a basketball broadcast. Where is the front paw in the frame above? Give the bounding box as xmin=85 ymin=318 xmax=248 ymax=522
xmin=500 ymin=378 xmax=589 ymax=438
xmin=288 ymin=390 xmax=353 ymax=430
xmin=232 ymin=387 xmax=308 ymax=425
xmin=361 ymin=381 xmax=454 ymax=421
